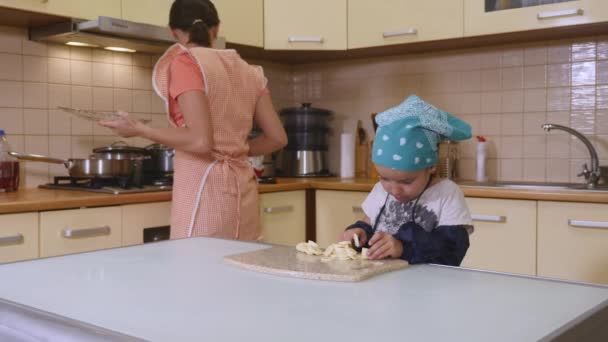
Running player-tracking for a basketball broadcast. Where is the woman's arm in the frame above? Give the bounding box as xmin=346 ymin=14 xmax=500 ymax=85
xmin=248 ymin=92 xmax=287 ymax=156
xmin=100 ymin=89 xmax=213 ymax=157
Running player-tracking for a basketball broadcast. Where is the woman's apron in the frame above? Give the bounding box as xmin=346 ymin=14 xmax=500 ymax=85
xmin=152 ymin=44 xmax=267 ymax=241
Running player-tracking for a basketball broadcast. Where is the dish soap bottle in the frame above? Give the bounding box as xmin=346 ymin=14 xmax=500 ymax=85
xmin=0 ymin=130 xmax=19 ymax=192
xmin=475 ymin=135 xmax=487 ymax=183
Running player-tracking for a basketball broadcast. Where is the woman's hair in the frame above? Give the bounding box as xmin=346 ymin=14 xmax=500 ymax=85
xmin=169 ymin=0 xmax=220 ymax=47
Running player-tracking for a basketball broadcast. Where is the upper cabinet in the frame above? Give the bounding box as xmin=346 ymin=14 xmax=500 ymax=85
xmin=0 ymin=0 xmax=121 ymax=20
xmin=348 ymin=0 xmax=464 ymax=49
xmin=214 ymin=0 xmax=264 ymax=47
xmin=121 ymin=0 xmax=172 ymax=26
xmin=464 ymin=0 xmax=608 ymax=37
xmin=264 ymin=0 xmax=347 ymax=50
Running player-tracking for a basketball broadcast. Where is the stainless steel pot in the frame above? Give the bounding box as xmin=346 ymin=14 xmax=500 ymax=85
xmin=9 ymin=152 xmax=135 ymax=178
xmin=143 ymin=144 xmax=174 ymax=175
xmin=92 ymin=141 xmax=146 ymax=160
xmin=275 ymin=150 xmax=329 ymax=177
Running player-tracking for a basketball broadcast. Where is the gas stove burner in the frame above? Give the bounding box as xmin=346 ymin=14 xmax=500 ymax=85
xmin=51 ymin=176 xmax=141 ymax=189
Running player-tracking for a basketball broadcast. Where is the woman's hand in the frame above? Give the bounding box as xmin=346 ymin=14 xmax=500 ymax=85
xmin=341 ymin=228 xmax=368 ymax=247
xmin=367 ymin=232 xmax=403 ymax=260
xmin=99 ymin=111 xmax=146 ymax=138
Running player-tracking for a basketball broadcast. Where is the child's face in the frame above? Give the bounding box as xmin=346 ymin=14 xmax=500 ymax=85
xmin=376 ymin=165 xmax=434 ymax=203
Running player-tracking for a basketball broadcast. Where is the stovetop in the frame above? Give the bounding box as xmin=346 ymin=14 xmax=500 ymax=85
xmin=39 ymin=176 xmax=173 ymax=194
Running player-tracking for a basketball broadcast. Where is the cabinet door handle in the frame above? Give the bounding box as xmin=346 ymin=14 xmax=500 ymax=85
xmin=288 ymin=37 xmax=324 ymax=43
xmin=568 ymin=220 xmax=608 ymax=229
xmin=62 ymin=226 xmax=111 ymax=238
xmin=471 ymin=214 xmax=506 ymax=223
xmin=263 ymin=206 xmax=294 ymax=214
xmin=382 ymin=28 xmax=417 ymax=38
xmin=537 ymin=8 xmax=583 ymax=20
xmin=352 ymin=206 xmax=363 ymax=213
xmin=0 ymin=234 xmax=24 ymax=246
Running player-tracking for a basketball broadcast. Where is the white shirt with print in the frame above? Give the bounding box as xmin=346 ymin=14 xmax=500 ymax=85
xmin=361 ymin=179 xmax=473 ymax=234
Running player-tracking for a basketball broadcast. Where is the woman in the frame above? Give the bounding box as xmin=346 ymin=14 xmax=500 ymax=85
xmin=100 ymin=0 xmax=287 ymax=241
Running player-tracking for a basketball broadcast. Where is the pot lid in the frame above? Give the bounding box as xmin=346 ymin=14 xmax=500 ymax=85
xmin=144 ymin=143 xmax=173 ymax=151
xmin=93 ymin=141 xmax=145 ymax=154
xmin=279 ymin=103 xmax=333 ymax=116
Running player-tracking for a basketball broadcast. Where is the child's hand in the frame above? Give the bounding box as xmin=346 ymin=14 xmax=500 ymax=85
xmin=367 ymin=232 xmax=403 ymax=260
xmin=341 ymin=228 xmax=368 ymax=247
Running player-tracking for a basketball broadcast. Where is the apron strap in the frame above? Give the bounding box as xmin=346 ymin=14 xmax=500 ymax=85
xmin=187 ymin=160 xmax=219 ymax=237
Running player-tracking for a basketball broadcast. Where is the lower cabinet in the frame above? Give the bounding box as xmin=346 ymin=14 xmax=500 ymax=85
xmin=259 ymin=191 xmax=306 ymax=246
xmin=0 ymin=213 xmax=39 ymax=263
xmin=39 ymin=207 xmax=122 ymax=257
xmin=122 ymin=202 xmax=172 ymax=246
xmin=538 ymin=201 xmax=608 ymax=285
xmin=461 ymin=198 xmax=537 ymax=276
xmin=315 ymin=190 xmax=368 ymax=248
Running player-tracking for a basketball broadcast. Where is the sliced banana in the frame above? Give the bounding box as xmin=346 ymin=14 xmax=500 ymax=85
xmin=295 ymin=240 xmax=367 ymax=261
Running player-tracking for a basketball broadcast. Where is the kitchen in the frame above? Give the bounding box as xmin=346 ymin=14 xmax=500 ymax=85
xmin=0 ymin=0 xmax=608 ymax=340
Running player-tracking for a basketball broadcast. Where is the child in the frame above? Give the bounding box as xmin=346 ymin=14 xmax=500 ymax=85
xmin=342 ymin=95 xmax=474 ymax=266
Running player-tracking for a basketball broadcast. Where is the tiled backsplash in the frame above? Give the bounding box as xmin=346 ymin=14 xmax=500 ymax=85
xmin=0 ymin=25 xmax=289 ymax=188
xmin=284 ymin=36 xmax=608 ymax=183
xmin=1 ymin=21 xmax=607 ymax=187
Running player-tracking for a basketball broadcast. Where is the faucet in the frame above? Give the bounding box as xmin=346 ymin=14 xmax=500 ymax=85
xmin=542 ymin=123 xmax=600 ymax=189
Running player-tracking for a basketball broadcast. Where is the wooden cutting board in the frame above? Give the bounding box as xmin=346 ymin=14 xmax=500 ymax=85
xmin=224 ymin=245 xmax=408 ymax=282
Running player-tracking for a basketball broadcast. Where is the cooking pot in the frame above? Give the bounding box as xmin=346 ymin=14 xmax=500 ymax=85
xmin=280 ymin=103 xmax=332 ymax=131
xmin=9 ymin=152 xmax=136 ymax=178
xmin=144 ymin=144 xmax=174 ymax=175
xmin=92 ymin=141 xmax=146 ymax=160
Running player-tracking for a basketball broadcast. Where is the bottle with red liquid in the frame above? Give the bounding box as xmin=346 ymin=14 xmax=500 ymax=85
xmin=0 ymin=130 xmax=19 ymax=192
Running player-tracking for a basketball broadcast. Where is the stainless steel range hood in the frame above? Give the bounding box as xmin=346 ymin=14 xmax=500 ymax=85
xmin=29 ymin=16 xmax=175 ymax=54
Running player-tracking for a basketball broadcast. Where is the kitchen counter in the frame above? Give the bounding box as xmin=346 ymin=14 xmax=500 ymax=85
xmin=0 ymin=178 xmax=606 ymax=214
xmin=0 ymin=237 xmax=606 ymax=341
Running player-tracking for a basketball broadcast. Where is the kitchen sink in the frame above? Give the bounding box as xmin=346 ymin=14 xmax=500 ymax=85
xmin=459 ymin=181 xmax=608 ymax=192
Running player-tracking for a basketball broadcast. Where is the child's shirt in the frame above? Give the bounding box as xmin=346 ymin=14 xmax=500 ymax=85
xmin=362 ymin=179 xmax=473 ymax=234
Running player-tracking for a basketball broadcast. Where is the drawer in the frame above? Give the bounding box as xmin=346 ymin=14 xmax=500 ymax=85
xmin=260 ymin=191 xmax=306 ymax=246
xmin=0 ymin=213 xmax=39 ymax=263
xmin=538 ymin=201 xmax=608 ymax=284
xmin=40 ymin=206 xmax=122 ymax=257
xmin=315 ymin=190 xmax=368 ymax=248
xmin=122 ymin=202 xmax=171 ymax=246
xmin=462 ymin=197 xmax=537 ymax=275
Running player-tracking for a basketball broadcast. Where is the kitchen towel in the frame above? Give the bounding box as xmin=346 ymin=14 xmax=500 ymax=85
xmin=340 ymin=133 xmax=355 ymax=178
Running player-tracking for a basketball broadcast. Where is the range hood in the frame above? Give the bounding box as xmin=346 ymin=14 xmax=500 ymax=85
xmin=29 ymin=16 xmax=176 ymax=54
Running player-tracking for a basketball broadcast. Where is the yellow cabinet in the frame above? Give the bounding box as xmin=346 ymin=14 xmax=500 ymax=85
xmin=122 ymin=202 xmax=171 ymax=246
xmin=214 ymin=0 xmax=263 ymax=47
xmin=461 ymin=197 xmax=537 ymax=276
xmin=121 ymin=0 xmax=173 ymax=26
xmin=259 ymin=191 xmax=306 ymax=246
xmin=40 ymin=206 xmax=122 ymax=257
xmin=315 ymin=190 xmax=368 ymax=248
xmin=264 ymin=0 xmax=347 ymax=50
xmin=538 ymin=201 xmax=608 ymax=285
xmin=0 ymin=0 xmax=121 ymax=20
xmin=0 ymin=213 xmax=38 ymax=264
xmin=348 ymin=0 xmax=464 ymax=49
xmin=464 ymin=0 xmax=608 ymax=37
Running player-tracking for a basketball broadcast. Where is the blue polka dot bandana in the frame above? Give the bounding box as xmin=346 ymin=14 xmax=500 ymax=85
xmin=372 ymin=95 xmax=472 ymax=171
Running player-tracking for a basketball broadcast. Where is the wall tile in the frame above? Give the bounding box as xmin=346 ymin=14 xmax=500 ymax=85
xmin=0 ymin=26 xmax=23 ymax=54
xmin=0 ymin=108 xmax=23 ymax=135
xmin=523 ymin=65 xmax=546 ymax=88
xmin=524 ymin=46 xmax=546 ymax=66
xmin=523 ymin=88 xmax=547 ymax=112
xmin=546 ymin=158 xmax=570 ymax=182
xmin=500 ymin=158 xmax=523 ymax=181
xmin=523 ymin=159 xmax=546 ymax=182
xmin=523 ymin=135 xmax=546 ymax=159
xmin=597 ymin=109 xmax=608 ymax=135
xmin=23 ymin=109 xmax=48 ymax=135
xmin=113 ymin=64 xmax=132 ymax=89
xmin=48 ymin=58 xmax=71 ymax=84
xmin=547 ymin=63 xmax=570 ymax=87
xmin=48 ymin=44 xmax=70 ymax=59
xmin=571 ymin=40 xmax=596 ymax=62
xmin=93 ymin=49 xmax=113 ymax=63
xmin=570 ymin=109 xmax=595 ymax=135
xmin=132 ymin=67 xmax=152 ymax=90
xmin=481 ymin=69 xmax=501 ymax=90
xmin=547 ymin=87 xmax=571 ymax=111
xmin=0 ymin=53 xmax=22 ymax=80
xmin=480 ymin=91 xmax=501 ymax=113
xmin=523 ymin=112 xmax=547 ymax=135
xmin=48 ymin=84 xmax=71 ymax=109
xmin=92 ymin=63 xmax=113 ymax=87
xmin=23 ymin=56 xmax=47 ymax=82
xmin=22 ymin=38 xmax=46 ymax=57
xmin=501 ymin=67 xmax=523 ymax=89
xmin=70 ymin=47 xmax=92 ymax=61
xmin=547 ymin=133 xmax=570 ymax=159
xmin=500 ymin=113 xmax=523 ymax=136
xmin=597 ymin=60 xmax=608 ymax=85
xmin=501 ymin=90 xmax=524 ymax=113
xmin=460 ymin=70 xmax=481 ymax=92
xmin=500 ymin=136 xmax=523 ymax=159
xmin=0 ymin=80 xmax=23 ymax=107
xmin=93 ymin=87 xmax=114 ymax=111
xmin=48 ymin=109 xmax=71 ymax=135
xmin=71 ymin=136 xmax=93 ymax=158
xmin=571 ymin=86 xmax=595 ymax=110
xmin=23 ymin=82 xmax=47 ymax=109
xmin=113 ymin=52 xmax=132 ymax=66
xmin=546 ymin=111 xmax=571 ymax=127
xmin=132 ymin=90 xmax=151 ymax=113
xmin=501 ymin=49 xmax=524 ymax=67
xmin=480 ymin=114 xmax=501 ymax=136
xmin=547 ymin=42 xmax=571 ymax=64
xmin=571 ymin=61 xmax=596 ymax=86
xmin=71 ymin=86 xmax=93 ymax=110
xmin=70 ymin=60 xmax=92 ymax=86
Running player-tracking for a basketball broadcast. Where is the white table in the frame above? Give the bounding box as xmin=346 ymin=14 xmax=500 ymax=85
xmin=0 ymin=237 xmax=607 ymax=341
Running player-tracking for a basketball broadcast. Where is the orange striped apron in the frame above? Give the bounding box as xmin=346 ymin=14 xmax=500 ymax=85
xmin=152 ymin=44 xmax=267 ymax=241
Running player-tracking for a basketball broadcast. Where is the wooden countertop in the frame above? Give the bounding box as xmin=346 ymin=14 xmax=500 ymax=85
xmin=0 ymin=178 xmax=606 ymax=214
